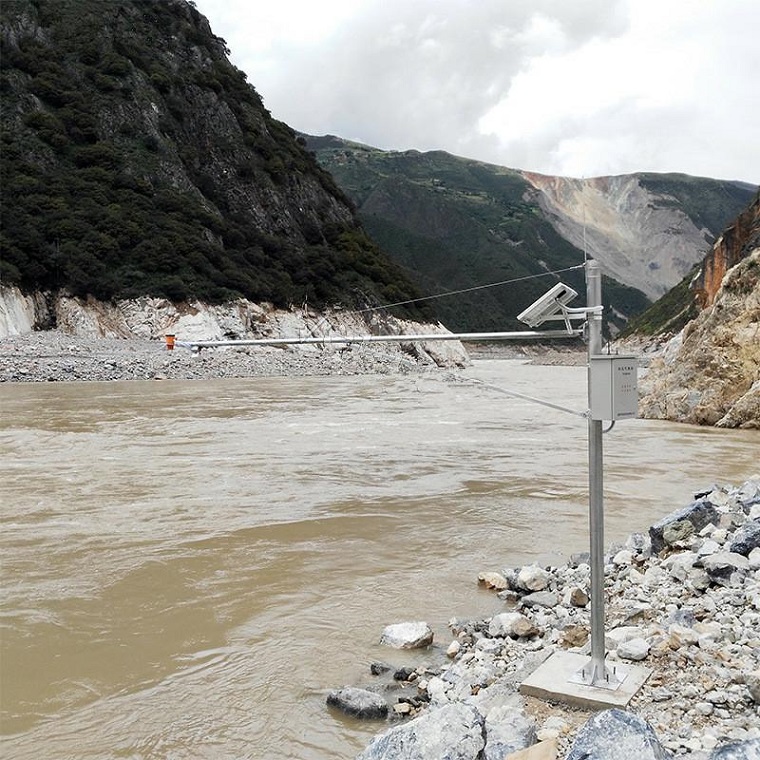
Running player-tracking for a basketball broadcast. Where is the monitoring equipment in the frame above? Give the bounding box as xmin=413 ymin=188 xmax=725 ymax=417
xmin=589 ymin=355 xmax=639 ymax=420
xmin=517 ymin=283 xmax=579 ymax=328
xmin=517 ymin=282 xmax=602 ymax=332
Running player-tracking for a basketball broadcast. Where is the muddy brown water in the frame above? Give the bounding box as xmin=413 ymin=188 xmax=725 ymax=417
xmin=1 ymin=360 xmax=757 ymax=758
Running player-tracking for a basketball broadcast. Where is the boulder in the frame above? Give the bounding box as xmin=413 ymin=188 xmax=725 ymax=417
xmin=707 ymin=739 xmax=760 ymax=760
xmin=729 ymin=519 xmax=760 ymax=556
xmin=516 ymin=565 xmax=551 ymax=592
xmin=326 ymin=687 xmax=388 ymax=719
xmin=488 ymin=612 xmax=537 ymax=639
xmin=617 ymin=637 xmax=650 ymax=661
xmin=745 ymin=670 xmax=760 ymax=704
xmin=519 ymin=591 xmax=559 ymax=609
xmin=736 ymin=479 xmax=760 ymax=510
xmin=380 ymin=621 xmax=434 ymax=649
xmin=649 ymin=499 xmax=719 ymax=555
xmin=569 ymin=587 xmax=589 ymax=607
xmin=565 ymin=709 xmax=672 ymax=760
xmin=700 ymin=552 xmax=750 ymax=585
xmin=356 ymin=703 xmax=485 ymax=760
xmin=483 ymin=704 xmax=537 ymax=760
xmin=478 ymin=571 xmax=509 ymax=590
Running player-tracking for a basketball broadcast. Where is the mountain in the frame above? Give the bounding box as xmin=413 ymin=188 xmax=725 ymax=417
xmin=0 ymin=0 xmax=429 ymax=320
xmin=637 ymin=192 xmax=760 ymax=428
xmin=522 ymin=172 xmax=756 ymax=299
xmin=306 ymin=135 xmax=755 ymax=333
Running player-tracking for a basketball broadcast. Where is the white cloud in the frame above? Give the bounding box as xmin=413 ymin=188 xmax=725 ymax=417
xmin=193 ymin=0 xmax=760 ymax=183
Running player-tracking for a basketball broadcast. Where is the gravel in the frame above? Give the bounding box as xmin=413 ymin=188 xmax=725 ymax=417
xmin=0 ymin=330 xmax=445 ymax=383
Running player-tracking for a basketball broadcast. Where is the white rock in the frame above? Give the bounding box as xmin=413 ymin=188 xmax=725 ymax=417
xmin=606 ymin=626 xmax=645 ymax=648
xmin=668 ymin=623 xmax=699 ymax=647
xmin=516 ymin=565 xmax=550 ymax=592
xmin=447 ymin=640 xmax=461 ymax=658
xmin=666 ymin=551 xmax=698 ymax=581
xmin=698 ymin=539 xmax=721 ymax=556
xmin=613 ymin=549 xmax=634 ymax=566
xmin=746 ymin=670 xmax=760 ymax=704
xmin=749 ymin=547 xmax=760 ymax=570
xmin=643 ymin=565 xmax=665 ymax=586
xmin=478 ymin=571 xmax=509 ymax=590
xmin=426 ymin=676 xmax=449 ymax=706
xmin=488 ymin=612 xmax=537 ymax=639
xmin=380 ymin=621 xmax=434 ymax=649
xmin=617 ymin=637 xmax=650 ymax=661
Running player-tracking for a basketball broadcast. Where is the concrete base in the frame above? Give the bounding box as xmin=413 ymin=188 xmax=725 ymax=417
xmin=518 ymin=651 xmax=651 ymax=710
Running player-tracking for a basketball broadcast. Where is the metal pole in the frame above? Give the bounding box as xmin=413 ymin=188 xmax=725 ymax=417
xmin=585 ymin=259 xmax=607 ymax=685
xmin=173 ymin=329 xmax=582 ymax=351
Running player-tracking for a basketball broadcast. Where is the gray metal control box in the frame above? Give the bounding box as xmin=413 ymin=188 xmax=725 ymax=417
xmin=589 ymin=355 xmax=638 ymax=420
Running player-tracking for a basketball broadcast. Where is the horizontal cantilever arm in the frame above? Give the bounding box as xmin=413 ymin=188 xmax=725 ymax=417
xmin=174 ymin=328 xmax=584 ymax=350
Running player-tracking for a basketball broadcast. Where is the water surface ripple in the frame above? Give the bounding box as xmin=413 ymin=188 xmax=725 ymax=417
xmin=1 ymin=361 xmax=757 ymax=758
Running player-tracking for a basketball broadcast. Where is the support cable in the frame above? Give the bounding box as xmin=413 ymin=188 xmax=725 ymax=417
xmin=461 ymin=377 xmax=588 ymax=418
xmin=354 ymin=264 xmax=586 ymax=315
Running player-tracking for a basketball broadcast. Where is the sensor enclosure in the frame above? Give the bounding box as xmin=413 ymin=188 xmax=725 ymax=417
xmin=589 ymin=355 xmax=638 ymax=420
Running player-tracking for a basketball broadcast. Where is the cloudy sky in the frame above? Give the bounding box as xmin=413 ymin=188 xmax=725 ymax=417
xmin=193 ymin=0 xmax=758 ymax=184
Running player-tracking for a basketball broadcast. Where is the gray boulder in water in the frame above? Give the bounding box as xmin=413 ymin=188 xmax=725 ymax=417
xmin=326 ymin=687 xmax=388 ymax=720
xmin=565 ymin=709 xmax=672 ymax=760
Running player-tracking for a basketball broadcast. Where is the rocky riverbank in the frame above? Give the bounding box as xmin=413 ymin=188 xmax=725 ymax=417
xmin=0 ymin=330 xmax=467 ymax=383
xmin=329 ymin=479 xmax=760 ymax=759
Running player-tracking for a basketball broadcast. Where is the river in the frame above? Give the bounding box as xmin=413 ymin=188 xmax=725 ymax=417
xmin=1 ymin=359 xmax=757 ymax=758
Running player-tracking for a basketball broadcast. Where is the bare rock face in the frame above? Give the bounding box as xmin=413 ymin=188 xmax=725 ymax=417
xmin=521 ymin=173 xmax=715 ymax=300
xmin=637 ymin=194 xmax=759 ymax=428
xmin=638 ymin=249 xmax=760 ymax=428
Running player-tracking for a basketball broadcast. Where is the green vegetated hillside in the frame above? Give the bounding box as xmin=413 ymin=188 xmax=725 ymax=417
xmin=307 ymin=136 xmax=756 ymax=334
xmin=305 ymin=136 xmax=651 ymax=333
xmin=0 ymin=0 xmax=431 ymax=320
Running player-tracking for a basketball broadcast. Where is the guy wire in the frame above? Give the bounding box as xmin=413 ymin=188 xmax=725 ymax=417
xmin=355 ymin=264 xmax=585 ymax=315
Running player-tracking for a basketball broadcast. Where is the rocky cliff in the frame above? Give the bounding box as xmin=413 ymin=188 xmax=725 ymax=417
xmin=0 ymin=0 xmax=426 ymax=316
xmin=638 ymin=194 xmax=760 ymax=428
xmin=521 ymin=172 xmax=754 ymax=301
xmin=692 ymin=194 xmax=760 ymax=309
